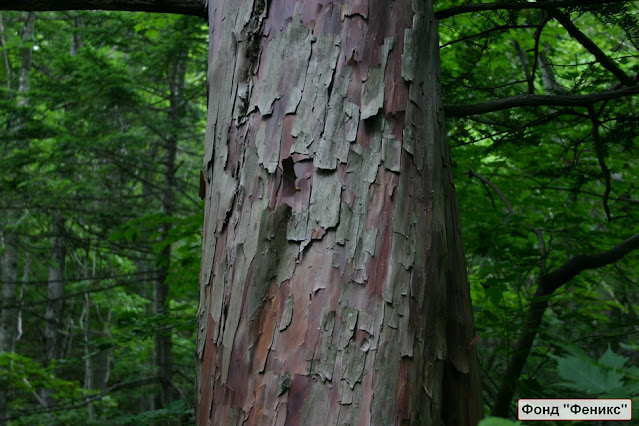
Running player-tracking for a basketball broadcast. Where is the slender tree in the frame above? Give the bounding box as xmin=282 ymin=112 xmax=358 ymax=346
xmin=0 ymin=11 xmax=36 ymax=424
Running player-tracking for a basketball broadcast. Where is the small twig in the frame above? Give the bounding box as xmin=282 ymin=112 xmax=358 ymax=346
xmin=550 ymin=10 xmax=635 ymax=87
xmin=588 ymin=106 xmax=612 ymax=221
xmin=435 ymin=0 xmax=631 ymax=20
xmin=529 ymin=15 xmax=552 ymax=95
xmin=468 ymin=169 xmax=515 ymax=213
xmin=3 ymin=377 xmax=162 ymax=421
xmin=469 ymin=169 xmax=547 ymax=272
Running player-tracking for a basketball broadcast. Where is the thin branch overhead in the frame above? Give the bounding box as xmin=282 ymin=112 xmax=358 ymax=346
xmin=550 ymin=10 xmax=635 ymax=86
xmin=543 ymin=232 xmax=639 ymax=294
xmin=444 ymin=85 xmax=639 ymax=117
xmin=2 ymin=377 xmax=163 ymax=421
xmin=0 ymin=0 xmax=207 ymax=18
xmin=435 ymin=0 xmax=631 ymax=20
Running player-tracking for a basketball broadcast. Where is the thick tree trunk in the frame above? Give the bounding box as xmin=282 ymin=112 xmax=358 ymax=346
xmin=196 ymin=1 xmax=481 ymax=425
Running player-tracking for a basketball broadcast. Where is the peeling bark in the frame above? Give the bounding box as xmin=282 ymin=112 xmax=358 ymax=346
xmin=196 ymin=1 xmax=481 ymax=425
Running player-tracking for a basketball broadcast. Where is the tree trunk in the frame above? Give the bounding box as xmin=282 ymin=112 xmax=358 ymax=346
xmin=42 ymin=213 xmax=66 ymax=404
xmin=153 ymin=41 xmax=188 ymax=408
xmin=0 ymin=232 xmax=18 ymax=354
xmin=196 ymin=1 xmax=481 ymax=425
xmin=0 ymin=231 xmax=18 ymax=426
xmin=0 ymin=12 xmax=36 ymax=423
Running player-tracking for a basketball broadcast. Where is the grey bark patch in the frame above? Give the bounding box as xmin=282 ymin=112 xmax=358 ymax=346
xmin=344 ymin=102 xmax=360 ymax=142
xmin=360 ymin=37 xmax=393 ymax=120
xmin=309 ymin=171 xmax=341 ymax=229
xmin=254 ymin=17 xmax=313 ymax=117
xmin=199 ymin=211 xmax=217 ymax=305
xmin=286 ymin=85 xmax=303 ymax=114
xmin=371 ymin=328 xmax=400 ymax=425
xmin=204 ymin=1 xmax=255 ymax=169
xmin=314 ymin=343 xmax=337 ymax=382
xmin=212 ymin=165 xmax=238 ymax=232
xmin=210 ymin=256 xmax=227 ymax=344
xmin=381 ymin=133 xmax=401 ymax=172
xmin=287 ymin=210 xmax=309 ymax=241
xmin=248 ymin=204 xmax=292 ymax=320
xmin=341 ymin=344 xmax=366 ymax=388
xmin=196 ymin=275 xmax=210 ymax=359
xmin=314 ymin=68 xmax=359 ymax=170
xmin=359 ymin=117 xmax=383 ymax=184
xmin=291 ymin=35 xmax=341 ymax=156
xmin=337 ymin=384 xmax=363 ymax=422
xmin=353 ymin=227 xmax=377 ymax=284
xmin=339 ymin=379 xmax=353 ymax=404
xmin=402 ymin=124 xmax=415 ymax=156
xmin=279 ymin=295 xmax=294 ymax=331
xmin=312 ymin=310 xmax=337 ymax=381
xmin=338 ymin=307 xmax=358 ymax=350
xmin=335 ymin=202 xmax=352 ymax=245
xmin=256 ymin=114 xmax=285 ymax=174
xmin=275 ymin=242 xmax=298 ymax=284
xmin=401 ymin=28 xmax=415 ymax=82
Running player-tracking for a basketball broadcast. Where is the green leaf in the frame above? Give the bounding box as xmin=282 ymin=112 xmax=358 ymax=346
xmin=599 ymin=345 xmax=628 ymax=369
xmin=551 ymin=345 xmax=636 ymax=397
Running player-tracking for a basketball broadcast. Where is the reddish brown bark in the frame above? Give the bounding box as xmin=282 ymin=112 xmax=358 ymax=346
xmin=196 ymin=1 xmax=481 ymax=424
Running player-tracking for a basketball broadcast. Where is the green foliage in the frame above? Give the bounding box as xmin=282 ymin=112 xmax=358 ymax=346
xmin=439 ymin=0 xmax=639 ymax=419
xmin=0 ymin=9 xmax=205 ymax=424
xmin=0 ymin=353 xmax=85 ymax=401
xmin=552 ymin=345 xmax=639 ymax=397
xmin=1 ymin=1 xmax=638 ymax=423
xmin=479 ymin=417 xmax=520 ymax=426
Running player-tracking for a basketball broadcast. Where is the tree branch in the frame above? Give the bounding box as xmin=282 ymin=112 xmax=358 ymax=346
xmin=0 ymin=0 xmax=207 ymax=18
xmin=534 ymin=186 xmax=639 ymax=205
xmin=3 ymin=377 xmax=163 ymax=421
xmin=468 ymin=169 xmax=515 ymax=214
xmin=588 ymin=106 xmax=612 ymax=221
xmin=469 ymin=169 xmax=547 ymax=272
xmin=435 ymin=0 xmax=630 ymax=20
xmin=444 ymin=85 xmax=639 ymax=117
xmin=543 ymin=232 xmax=639 ymax=294
xmin=492 ymin=232 xmax=639 ymax=416
xmin=550 ymin=10 xmax=635 ymax=87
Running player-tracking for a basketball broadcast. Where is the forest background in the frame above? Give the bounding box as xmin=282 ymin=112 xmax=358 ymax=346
xmin=0 ymin=0 xmax=638 ymax=424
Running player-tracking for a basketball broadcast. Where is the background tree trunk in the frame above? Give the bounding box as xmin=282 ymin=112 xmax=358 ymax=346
xmin=153 ymin=45 xmax=188 ymax=408
xmin=0 ymin=231 xmax=18 ymax=426
xmin=41 ymin=214 xmax=66 ymax=404
xmin=1 ymin=12 xmax=36 ymax=422
xmin=196 ymin=1 xmax=481 ymax=424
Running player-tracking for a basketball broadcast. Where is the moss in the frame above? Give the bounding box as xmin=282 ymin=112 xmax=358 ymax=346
xmin=254 ymin=0 xmax=265 ymax=16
